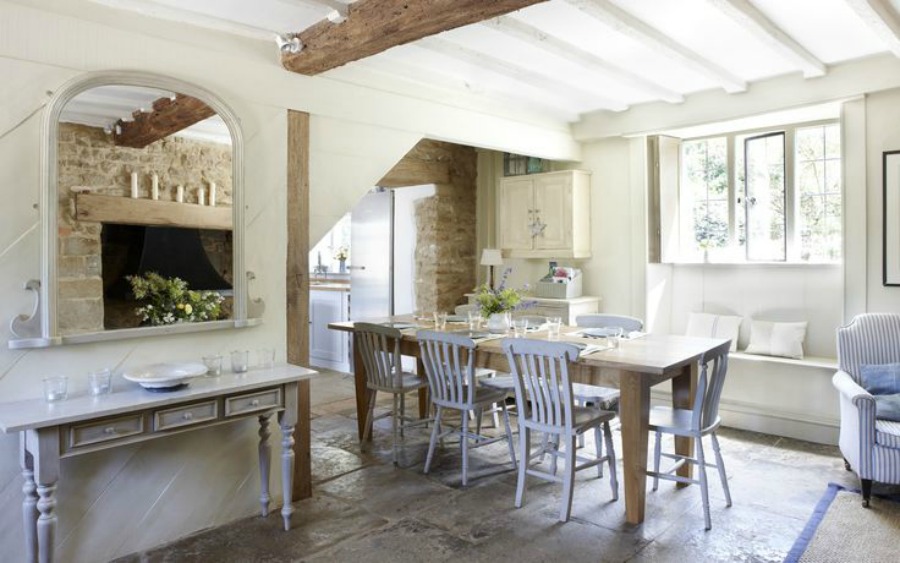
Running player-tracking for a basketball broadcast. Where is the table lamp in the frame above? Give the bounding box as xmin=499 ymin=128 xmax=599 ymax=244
xmin=480 ymin=248 xmax=504 ymax=288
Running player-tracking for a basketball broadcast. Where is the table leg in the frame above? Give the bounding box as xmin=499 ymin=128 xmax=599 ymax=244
xmin=417 ymin=357 xmax=428 ymax=419
xmin=258 ymin=414 xmax=272 ymax=517
xmin=672 ymin=362 xmax=698 ymax=487
xmin=352 ymin=333 xmax=370 ymax=441
xmin=20 ymin=435 xmax=38 ymax=563
xmin=30 ymin=428 xmax=59 ymax=563
xmin=620 ymin=374 xmax=651 ymax=525
xmin=279 ymin=383 xmax=298 ymax=531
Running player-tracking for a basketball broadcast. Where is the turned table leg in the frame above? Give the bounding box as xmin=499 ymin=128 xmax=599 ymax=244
xmin=29 ymin=428 xmax=60 ymax=563
xmin=20 ymin=435 xmax=38 ymax=563
xmin=258 ymin=414 xmax=272 ymax=517
xmin=278 ymin=382 xmax=298 ymax=531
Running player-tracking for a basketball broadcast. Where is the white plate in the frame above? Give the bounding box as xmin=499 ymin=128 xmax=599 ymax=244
xmin=123 ymin=362 xmax=208 ymax=389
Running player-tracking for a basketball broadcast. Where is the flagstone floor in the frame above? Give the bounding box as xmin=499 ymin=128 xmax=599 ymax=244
xmin=115 ymin=369 xmax=874 ymax=563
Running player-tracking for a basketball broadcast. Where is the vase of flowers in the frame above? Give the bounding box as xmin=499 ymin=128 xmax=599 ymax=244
xmin=334 ymin=246 xmax=349 ymax=273
xmin=474 ymin=268 xmax=533 ymax=333
xmin=128 ymin=272 xmax=225 ymax=326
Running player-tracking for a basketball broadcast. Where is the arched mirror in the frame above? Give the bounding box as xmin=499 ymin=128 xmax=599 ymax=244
xmin=9 ymin=72 xmax=262 ymax=349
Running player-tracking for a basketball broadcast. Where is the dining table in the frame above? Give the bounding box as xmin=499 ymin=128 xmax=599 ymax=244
xmin=328 ymin=316 xmax=727 ymax=526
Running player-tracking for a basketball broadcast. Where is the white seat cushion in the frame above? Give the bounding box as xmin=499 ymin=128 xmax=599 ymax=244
xmin=876 ymin=419 xmax=900 ymax=449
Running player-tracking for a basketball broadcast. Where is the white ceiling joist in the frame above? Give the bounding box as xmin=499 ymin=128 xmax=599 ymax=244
xmin=708 ymin=0 xmax=826 ymax=78
xmin=416 ymin=37 xmax=630 ymax=112
xmin=87 ymin=0 xmax=277 ymax=41
xmin=564 ymin=0 xmax=747 ymax=93
xmin=277 ymin=0 xmax=350 ymax=24
xmin=843 ymin=0 xmax=900 ymax=57
xmin=483 ymin=16 xmax=685 ymax=104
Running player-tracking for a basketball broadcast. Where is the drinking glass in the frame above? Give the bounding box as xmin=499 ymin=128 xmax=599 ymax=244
xmin=512 ymin=317 xmax=529 ymax=338
xmin=256 ymin=348 xmax=275 ymax=369
xmin=467 ymin=310 xmax=482 ymax=331
xmin=547 ymin=317 xmax=562 ymax=341
xmin=231 ymin=350 xmax=249 ymax=373
xmin=43 ymin=376 xmax=68 ymax=402
xmin=433 ymin=311 xmax=448 ymax=331
xmin=607 ymin=327 xmax=624 ymax=349
xmin=203 ymin=354 xmax=223 ymax=376
xmin=88 ymin=368 xmax=112 ymax=396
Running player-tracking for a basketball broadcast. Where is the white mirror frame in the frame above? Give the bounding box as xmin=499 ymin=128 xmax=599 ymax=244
xmin=9 ymin=70 xmax=261 ymax=349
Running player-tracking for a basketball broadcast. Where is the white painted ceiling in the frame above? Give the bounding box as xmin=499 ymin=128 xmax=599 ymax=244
xmin=83 ymin=0 xmax=897 ymax=124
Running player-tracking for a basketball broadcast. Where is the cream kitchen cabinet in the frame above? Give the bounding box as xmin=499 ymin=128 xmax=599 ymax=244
xmin=497 ymin=170 xmax=591 ymax=258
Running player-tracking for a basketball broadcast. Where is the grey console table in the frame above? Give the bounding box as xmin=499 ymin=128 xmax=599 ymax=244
xmin=0 ymin=364 xmax=317 ymax=563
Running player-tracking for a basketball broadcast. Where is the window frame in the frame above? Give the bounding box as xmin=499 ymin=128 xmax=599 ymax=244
xmin=674 ymin=118 xmax=840 ymax=265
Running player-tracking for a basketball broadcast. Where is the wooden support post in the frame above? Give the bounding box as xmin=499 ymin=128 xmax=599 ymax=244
xmin=286 ymin=110 xmax=312 ymax=502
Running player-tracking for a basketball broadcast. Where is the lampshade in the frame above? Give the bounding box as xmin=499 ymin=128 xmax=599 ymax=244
xmin=480 ymin=248 xmax=504 ymax=266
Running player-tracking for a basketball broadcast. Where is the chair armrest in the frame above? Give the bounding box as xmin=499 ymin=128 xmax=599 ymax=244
xmin=832 ymin=370 xmax=877 ymax=477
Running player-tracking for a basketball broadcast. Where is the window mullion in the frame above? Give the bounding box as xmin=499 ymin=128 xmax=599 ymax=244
xmin=785 ymin=128 xmax=798 ymax=262
xmin=727 ymin=134 xmax=736 ymax=249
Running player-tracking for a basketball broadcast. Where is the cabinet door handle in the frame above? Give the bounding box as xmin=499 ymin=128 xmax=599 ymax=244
xmin=104 ymin=427 xmax=116 ymax=435
xmin=182 ymin=412 xmax=193 ymax=420
xmin=250 ymin=399 xmax=261 ymax=407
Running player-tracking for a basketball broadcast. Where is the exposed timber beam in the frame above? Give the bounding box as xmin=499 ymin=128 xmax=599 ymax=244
xmin=281 ymin=0 xmax=549 ymax=75
xmin=708 ymin=0 xmax=826 ymax=78
xmin=417 ymin=37 xmax=629 ymax=112
xmin=483 ymin=15 xmax=684 ymax=103
xmin=114 ymin=94 xmax=216 ymax=149
xmin=844 ymin=0 xmax=900 ymax=57
xmin=564 ymin=0 xmax=747 ymax=93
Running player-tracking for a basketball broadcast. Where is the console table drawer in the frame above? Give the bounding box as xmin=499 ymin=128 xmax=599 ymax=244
xmin=225 ymin=388 xmax=282 ymax=417
xmin=154 ymin=400 xmax=219 ymax=431
xmin=68 ymin=414 xmax=145 ymax=449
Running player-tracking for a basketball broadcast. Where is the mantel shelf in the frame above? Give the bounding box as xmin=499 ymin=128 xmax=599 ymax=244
xmin=74 ymin=193 xmax=233 ymax=231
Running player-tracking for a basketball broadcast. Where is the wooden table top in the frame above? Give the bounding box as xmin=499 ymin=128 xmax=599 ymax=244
xmin=328 ymin=318 xmax=727 ymax=376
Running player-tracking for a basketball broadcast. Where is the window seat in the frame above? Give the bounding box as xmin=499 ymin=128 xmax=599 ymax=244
xmin=728 ymin=351 xmax=837 ymax=371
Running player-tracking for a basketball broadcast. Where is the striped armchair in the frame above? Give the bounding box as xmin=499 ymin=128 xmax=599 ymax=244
xmin=834 ymin=313 xmax=900 ymax=506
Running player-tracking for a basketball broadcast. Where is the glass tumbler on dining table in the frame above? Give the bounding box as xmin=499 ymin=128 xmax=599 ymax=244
xmin=512 ymin=317 xmax=529 ymax=338
xmin=43 ymin=376 xmax=68 ymax=402
xmin=257 ymin=348 xmax=275 ymax=369
xmin=203 ymin=354 xmax=223 ymax=376
xmin=433 ymin=311 xmax=448 ymax=331
xmin=467 ymin=310 xmax=482 ymax=331
xmin=547 ymin=316 xmax=562 ymax=341
xmin=231 ymin=350 xmax=249 ymax=373
xmin=88 ymin=368 xmax=112 ymax=396
xmin=606 ymin=327 xmax=624 ymax=349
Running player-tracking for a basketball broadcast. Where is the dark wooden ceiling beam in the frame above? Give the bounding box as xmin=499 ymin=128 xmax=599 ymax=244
xmin=282 ymin=0 xmax=548 ymax=75
xmin=114 ymin=94 xmax=216 ymax=149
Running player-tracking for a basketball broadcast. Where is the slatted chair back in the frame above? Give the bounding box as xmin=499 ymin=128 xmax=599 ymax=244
xmin=692 ymin=340 xmax=732 ymax=432
xmin=575 ymin=314 xmax=644 ymax=332
xmin=837 ymin=313 xmax=900 ymax=384
xmin=418 ymin=330 xmax=477 ymax=409
xmin=354 ymin=323 xmax=404 ymax=390
xmin=503 ymin=339 xmax=581 ymax=433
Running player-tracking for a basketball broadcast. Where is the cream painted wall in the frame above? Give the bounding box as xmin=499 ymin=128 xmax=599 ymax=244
xmin=0 ymin=2 xmax=586 ymax=561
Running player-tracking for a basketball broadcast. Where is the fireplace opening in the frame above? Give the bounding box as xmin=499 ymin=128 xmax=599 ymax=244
xmin=101 ymin=224 xmax=233 ymax=329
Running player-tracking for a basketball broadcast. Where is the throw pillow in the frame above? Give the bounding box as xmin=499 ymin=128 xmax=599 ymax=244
xmin=875 ymin=394 xmax=900 ymax=422
xmin=859 ymin=363 xmax=900 ymax=395
xmin=685 ymin=312 xmax=742 ymax=352
xmin=744 ymin=320 xmax=807 ymax=359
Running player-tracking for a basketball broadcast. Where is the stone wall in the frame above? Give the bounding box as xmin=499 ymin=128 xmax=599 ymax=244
xmin=56 ymin=122 xmax=232 ymax=334
xmin=380 ymin=139 xmax=478 ymax=314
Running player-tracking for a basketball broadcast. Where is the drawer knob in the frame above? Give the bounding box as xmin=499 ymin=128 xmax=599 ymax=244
xmin=250 ymin=399 xmax=260 ymax=406
xmin=182 ymin=412 xmax=193 ymax=420
xmin=104 ymin=427 xmax=115 ymax=435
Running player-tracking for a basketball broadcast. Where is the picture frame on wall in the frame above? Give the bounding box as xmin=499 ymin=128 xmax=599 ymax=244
xmin=883 ymin=150 xmax=900 ymax=285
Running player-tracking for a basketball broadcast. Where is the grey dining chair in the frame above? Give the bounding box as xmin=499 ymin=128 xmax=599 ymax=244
xmin=354 ymin=322 xmax=430 ymax=465
xmin=648 ymin=339 xmax=733 ymax=530
xmin=575 ymin=314 xmax=644 ymax=333
xmin=503 ymin=338 xmax=619 ymax=522
xmin=418 ymin=330 xmax=517 ymax=486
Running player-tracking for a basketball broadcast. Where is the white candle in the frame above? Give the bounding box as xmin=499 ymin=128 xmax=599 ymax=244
xmin=130 ymin=172 xmax=139 ymax=199
xmin=209 ymin=181 xmax=217 ymax=207
xmin=151 ymin=173 xmax=159 ymax=200
xmin=198 ymin=187 xmax=206 ymax=206
xmin=176 ymin=185 xmax=184 ymax=203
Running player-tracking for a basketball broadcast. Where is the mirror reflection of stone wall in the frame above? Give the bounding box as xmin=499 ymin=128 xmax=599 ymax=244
xmin=57 ymin=86 xmax=233 ymax=334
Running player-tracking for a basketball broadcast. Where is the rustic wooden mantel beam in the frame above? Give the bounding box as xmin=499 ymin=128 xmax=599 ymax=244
xmin=115 ymin=94 xmax=216 ymax=149
xmin=282 ymin=0 xmax=548 ymax=75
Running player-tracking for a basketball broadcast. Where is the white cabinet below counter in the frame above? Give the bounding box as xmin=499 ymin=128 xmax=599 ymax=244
xmin=309 ymin=287 xmax=351 ymax=372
